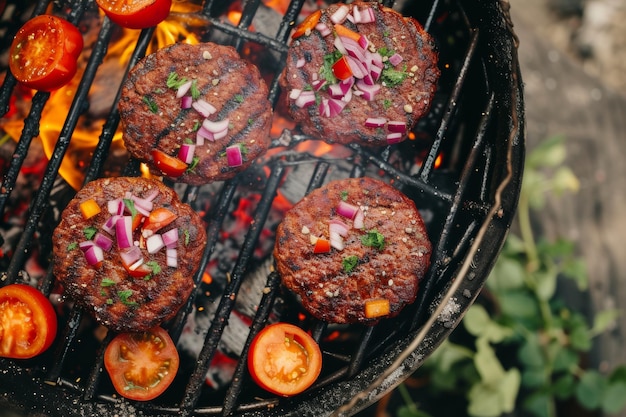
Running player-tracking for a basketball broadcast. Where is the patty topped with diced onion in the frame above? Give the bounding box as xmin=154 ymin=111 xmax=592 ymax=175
xmin=119 ymin=42 xmax=273 ymax=185
xmin=273 ymin=177 xmax=432 ymax=324
xmin=280 ymin=1 xmax=440 ymax=146
xmin=52 ymin=177 xmax=207 ymax=332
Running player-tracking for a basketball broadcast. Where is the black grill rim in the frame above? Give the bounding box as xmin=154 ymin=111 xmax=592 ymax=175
xmin=0 ymin=0 xmax=525 ymax=416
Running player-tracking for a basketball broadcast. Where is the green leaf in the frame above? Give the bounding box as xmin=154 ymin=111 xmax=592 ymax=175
xmin=562 ymin=257 xmax=588 ymax=291
xmin=474 ymin=338 xmax=505 ymax=384
xmin=487 ymin=255 xmax=526 ymax=292
xmin=552 ymin=374 xmax=575 ymax=399
xmin=466 ymin=368 xmax=520 ymax=417
xmin=497 ymin=291 xmax=541 ymax=322
xmin=601 ymin=381 xmax=626 ymax=414
xmin=463 ymin=305 xmax=513 ymax=343
xmin=521 ymin=367 xmax=547 ymax=389
xmin=576 ymin=370 xmax=606 ymax=410
xmin=534 ymin=269 xmax=558 ymax=301
xmin=550 ymin=166 xmax=580 ymax=195
xmin=552 ymin=347 xmax=579 ymax=372
xmin=517 ymin=334 xmax=545 ymax=368
xmin=526 ymin=135 xmax=567 ymax=169
xmin=590 ymin=308 xmax=619 ymax=336
xmin=523 ymin=392 xmax=552 ymax=417
xmin=569 ymin=320 xmax=592 ymax=351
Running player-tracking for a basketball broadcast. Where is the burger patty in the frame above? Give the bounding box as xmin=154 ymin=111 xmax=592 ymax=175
xmin=273 ymin=177 xmax=432 ymax=324
xmin=280 ymin=1 xmax=440 ymax=146
xmin=52 ymin=177 xmax=207 ymax=332
xmin=119 ymin=42 xmax=273 ymax=185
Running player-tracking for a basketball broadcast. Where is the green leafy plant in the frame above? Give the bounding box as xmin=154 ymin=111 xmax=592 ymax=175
xmin=398 ymin=136 xmax=626 ymax=417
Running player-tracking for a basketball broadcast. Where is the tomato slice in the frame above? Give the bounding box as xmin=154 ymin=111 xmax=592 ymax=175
xmin=95 ymin=0 xmax=172 ymax=29
xmin=9 ymin=15 xmax=83 ymax=92
xmin=151 ymin=149 xmax=188 ymax=178
xmin=291 ymin=9 xmax=321 ymax=39
xmin=248 ymin=323 xmax=322 ymax=397
xmin=104 ymin=327 xmax=179 ymax=401
xmin=0 ymin=284 xmax=58 ymax=359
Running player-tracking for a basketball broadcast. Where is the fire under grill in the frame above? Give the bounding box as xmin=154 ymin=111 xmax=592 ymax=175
xmin=0 ymin=0 xmax=524 ymax=416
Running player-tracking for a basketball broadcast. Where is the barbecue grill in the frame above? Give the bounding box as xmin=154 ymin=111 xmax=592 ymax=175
xmin=0 ymin=0 xmax=525 ymax=416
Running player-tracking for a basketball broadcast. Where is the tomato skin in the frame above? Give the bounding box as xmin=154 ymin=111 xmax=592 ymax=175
xmin=104 ymin=327 xmax=179 ymax=401
xmin=151 ymin=149 xmax=188 ymax=177
xmin=332 ymin=56 xmax=353 ymax=81
xmin=248 ymin=323 xmax=322 ymax=397
xmin=0 ymin=284 xmax=58 ymax=359
xmin=96 ymin=0 xmax=172 ymax=29
xmin=9 ymin=15 xmax=83 ymax=92
xmin=143 ymin=208 xmax=177 ymax=233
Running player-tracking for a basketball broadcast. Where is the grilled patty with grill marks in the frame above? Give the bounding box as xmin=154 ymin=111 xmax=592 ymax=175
xmin=52 ymin=177 xmax=207 ymax=332
xmin=280 ymin=1 xmax=440 ymax=146
xmin=274 ymin=177 xmax=432 ymax=324
xmin=119 ymin=42 xmax=273 ymax=185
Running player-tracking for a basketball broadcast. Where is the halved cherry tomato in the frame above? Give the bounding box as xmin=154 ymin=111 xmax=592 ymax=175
xmin=9 ymin=15 xmax=83 ymax=92
xmin=104 ymin=326 xmax=179 ymax=401
xmin=151 ymin=149 xmax=188 ymax=178
xmin=0 ymin=284 xmax=58 ymax=359
xmin=95 ymin=0 xmax=172 ymax=30
xmin=248 ymin=322 xmax=322 ymax=397
xmin=121 ymin=257 xmax=153 ymax=278
xmin=331 ymin=56 xmax=353 ymax=81
xmin=143 ymin=208 xmax=177 ymax=234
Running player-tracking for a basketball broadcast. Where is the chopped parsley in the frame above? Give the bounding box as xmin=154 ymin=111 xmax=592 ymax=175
xmin=67 ymin=242 xmax=78 ymax=251
xmin=100 ymin=278 xmax=116 ymax=287
xmin=340 ymin=190 xmax=349 ymax=201
xmin=142 ymin=96 xmax=158 ymax=114
xmin=234 ymin=94 xmax=244 ymax=103
xmin=190 ymin=79 xmax=200 ymax=100
xmin=361 ymin=229 xmax=385 ymax=251
xmin=83 ymin=226 xmax=98 ymax=240
xmin=186 ymin=155 xmax=200 ymax=173
xmin=146 ymin=260 xmax=162 ymax=275
xmin=381 ymin=65 xmax=408 ymax=88
xmin=117 ymin=290 xmax=137 ymax=306
xmin=320 ymin=50 xmax=343 ymax=84
xmin=342 ymin=255 xmax=359 ymax=274
xmin=166 ymin=71 xmax=188 ymax=89
xmin=183 ymin=229 xmax=190 ymax=245
xmin=382 ymin=99 xmax=392 ymax=110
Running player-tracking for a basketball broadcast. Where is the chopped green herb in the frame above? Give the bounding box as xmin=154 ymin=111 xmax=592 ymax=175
xmin=183 ymin=229 xmax=190 ymax=245
xmin=106 ymin=298 xmax=114 ymax=305
xmin=320 ymin=50 xmax=342 ymax=84
xmin=142 ymin=96 xmax=158 ymax=114
xmin=117 ymin=290 xmax=137 ymax=306
xmin=248 ymin=118 xmax=254 ymax=126
xmin=190 ymin=79 xmax=200 ymax=100
xmin=101 ymin=278 xmax=116 ymax=287
xmin=84 ymin=226 xmax=98 ymax=240
xmin=67 ymin=242 xmax=78 ymax=251
xmin=382 ymin=99 xmax=392 ymax=110
xmin=166 ymin=71 xmax=188 ymax=89
xmin=192 ymin=120 xmax=201 ymax=131
xmin=153 ymin=88 xmax=165 ymax=94
xmin=381 ymin=65 xmax=408 ymax=88
xmin=123 ymin=198 xmax=138 ymax=219
xmin=342 ymin=255 xmax=359 ymax=274
xmin=146 ymin=260 xmax=162 ymax=276
xmin=184 ymin=137 xmax=194 ymax=144
xmin=186 ymin=155 xmax=200 ymax=173
xmin=361 ymin=229 xmax=385 ymax=250
xmin=340 ymin=190 xmax=349 ymax=201
xmin=234 ymin=94 xmax=244 ymax=103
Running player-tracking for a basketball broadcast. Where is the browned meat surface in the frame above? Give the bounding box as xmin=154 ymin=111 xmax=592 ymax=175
xmin=119 ymin=42 xmax=273 ymax=185
xmin=280 ymin=1 xmax=440 ymax=146
xmin=274 ymin=177 xmax=432 ymax=324
xmin=52 ymin=177 xmax=207 ymax=332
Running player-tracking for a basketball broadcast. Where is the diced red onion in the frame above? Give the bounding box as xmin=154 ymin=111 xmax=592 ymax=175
xmin=181 ymin=95 xmax=193 ymax=109
xmin=370 ymin=64 xmax=383 ymax=82
xmin=364 ymin=117 xmax=387 ymax=128
xmin=341 ymin=87 xmax=353 ymax=103
xmin=319 ymin=99 xmax=331 ymax=118
xmin=329 ymin=231 xmax=345 ymax=251
xmin=346 ymin=55 xmax=368 ymax=79
xmin=196 ymin=126 xmax=212 ymax=144
xmin=353 ymin=208 xmax=365 ymax=229
xmin=359 ymin=7 xmax=376 ymax=23
xmin=93 ymin=232 xmax=113 ymax=252
xmin=146 ymin=234 xmax=165 ymax=254
xmin=289 ymin=88 xmax=302 ymax=100
xmin=311 ymin=79 xmax=327 ymax=91
xmin=166 ymin=248 xmax=178 ymax=268
xmin=351 ymin=5 xmax=361 ymax=23
xmin=115 ymin=216 xmax=133 ymax=249
xmin=213 ymin=127 xmax=229 ymax=140
xmin=330 ymin=5 xmax=350 ymax=24
xmin=176 ymin=80 xmax=193 ymax=98
xmin=131 ymin=195 xmax=154 ymax=215
xmin=120 ymin=246 xmax=142 ymax=267
xmin=366 ymin=51 xmax=383 ymax=68
xmin=337 ymin=201 xmax=359 ymax=219
xmin=226 ymin=145 xmax=243 ymax=167
xmin=296 ymin=57 xmax=305 ymax=68
xmin=143 ymin=189 xmax=159 ymax=202
xmin=329 ymin=219 xmax=350 ymax=237
xmin=79 ymin=240 xmax=94 ymax=252
xmin=327 ymin=98 xmax=347 ymax=117
xmin=328 ymin=83 xmax=345 ymax=99
xmin=386 ymin=132 xmax=404 ymax=144
xmin=162 ymin=228 xmax=179 ymax=248
xmin=192 ymin=99 xmax=217 ymax=118
xmin=102 ymin=215 xmax=119 ymax=235
xmin=178 ymin=143 xmax=196 ymax=164
xmin=202 ymin=118 xmax=230 ymax=133
xmin=84 ymin=245 xmax=104 ymax=266
xmin=294 ymin=90 xmax=316 ymax=108
xmin=387 ymin=120 xmax=407 ymax=133
xmin=107 ymin=199 xmax=124 ymax=215
xmin=340 ymin=36 xmax=367 ymax=63
xmin=128 ymin=258 xmax=145 ymax=271
xmin=389 ymin=53 xmax=404 ymax=66
xmin=340 ymin=77 xmax=354 ymax=93
xmin=333 ymin=35 xmax=347 ymax=55
xmin=315 ymin=22 xmax=332 ymax=37
xmin=361 ymin=72 xmax=375 ymax=86
xmin=358 ymin=34 xmax=369 ymax=50
xmin=355 ymin=80 xmax=381 ymax=100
